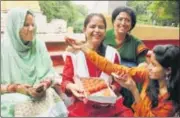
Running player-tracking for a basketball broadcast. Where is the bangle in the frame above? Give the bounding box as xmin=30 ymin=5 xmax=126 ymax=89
xmin=7 ymin=84 xmax=19 ymax=93
xmin=16 ymin=84 xmax=29 ymax=95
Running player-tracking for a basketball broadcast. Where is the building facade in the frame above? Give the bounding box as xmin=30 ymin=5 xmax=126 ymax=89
xmin=1 ymin=1 xmax=67 ymax=34
xmin=89 ymin=1 xmax=127 ymax=15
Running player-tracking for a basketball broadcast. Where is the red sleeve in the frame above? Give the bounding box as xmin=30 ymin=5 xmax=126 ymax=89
xmin=61 ymin=55 xmax=74 ymax=94
xmin=112 ymin=53 xmax=121 ymax=91
xmin=114 ymin=53 xmax=120 ymax=64
xmin=115 ymin=98 xmax=134 ymax=116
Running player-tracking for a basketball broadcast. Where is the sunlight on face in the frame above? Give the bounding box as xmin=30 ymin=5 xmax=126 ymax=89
xmin=83 ymin=15 xmax=106 ymax=46
xmin=146 ymin=51 xmax=165 ymax=80
xmin=113 ymin=12 xmax=132 ymax=34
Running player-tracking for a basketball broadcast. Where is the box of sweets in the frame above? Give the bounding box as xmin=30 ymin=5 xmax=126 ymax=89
xmin=74 ymin=77 xmax=117 ymax=104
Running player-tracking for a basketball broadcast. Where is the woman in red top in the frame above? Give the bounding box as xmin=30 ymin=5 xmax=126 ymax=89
xmin=61 ymin=13 xmax=133 ymax=117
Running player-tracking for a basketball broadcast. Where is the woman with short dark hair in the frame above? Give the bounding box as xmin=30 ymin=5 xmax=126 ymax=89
xmin=111 ymin=6 xmax=136 ymax=31
xmin=105 ymin=6 xmax=148 ymax=67
xmin=104 ymin=6 xmax=149 ymax=108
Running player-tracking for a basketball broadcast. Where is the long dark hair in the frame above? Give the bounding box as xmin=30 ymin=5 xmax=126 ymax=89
xmin=146 ymin=45 xmax=180 ymax=114
xmin=146 ymin=80 xmax=159 ymax=108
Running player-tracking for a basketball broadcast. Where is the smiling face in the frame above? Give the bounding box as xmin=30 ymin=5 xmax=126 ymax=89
xmin=83 ymin=15 xmax=106 ymax=47
xmin=113 ymin=12 xmax=132 ymax=35
xmin=19 ymin=13 xmax=35 ymax=41
xmin=146 ymin=51 xmax=165 ymax=80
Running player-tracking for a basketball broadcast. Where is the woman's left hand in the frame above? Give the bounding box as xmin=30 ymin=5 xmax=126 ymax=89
xmin=113 ymin=71 xmax=137 ymax=91
xmin=113 ymin=72 xmax=141 ymax=103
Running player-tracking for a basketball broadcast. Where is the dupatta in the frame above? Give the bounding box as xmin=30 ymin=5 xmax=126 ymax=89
xmin=1 ymin=8 xmax=57 ymax=86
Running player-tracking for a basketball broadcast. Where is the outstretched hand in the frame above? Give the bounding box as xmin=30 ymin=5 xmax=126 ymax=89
xmin=112 ymin=72 xmax=141 ymax=103
xmin=64 ymin=36 xmax=93 ymax=53
xmin=64 ymin=36 xmax=83 ymax=50
xmin=112 ymin=71 xmax=136 ymax=91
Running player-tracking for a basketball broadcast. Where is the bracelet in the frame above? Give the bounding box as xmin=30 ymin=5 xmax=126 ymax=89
xmin=16 ymin=84 xmax=30 ymax=95
xmin=7 ymin=84 xmax=18 ymax=93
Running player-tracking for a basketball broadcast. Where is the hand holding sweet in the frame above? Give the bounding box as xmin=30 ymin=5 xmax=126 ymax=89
xmin=64 ymin=36 xmax=92 ymax=53
xmin=112 ymin=71 xmax=137 ymax=91
xmin=64 ymin=36 xmax=82 ymax=50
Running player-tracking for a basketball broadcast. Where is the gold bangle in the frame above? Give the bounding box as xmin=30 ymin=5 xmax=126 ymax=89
xmin=7 ymin=84 xmax=20 ymax=93
xmin=16 ymin=84 xmax=29 ymax=95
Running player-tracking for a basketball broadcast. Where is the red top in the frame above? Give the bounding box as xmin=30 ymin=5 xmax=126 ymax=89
xmin=61 ymin=54 xmax=121 ymax=95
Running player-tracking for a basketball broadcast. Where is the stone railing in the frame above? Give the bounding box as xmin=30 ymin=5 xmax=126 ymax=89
xmin=42 ymin=33 xmax=85 ymax=74
xmin=1 ymin=32 xmax=179 ymax=74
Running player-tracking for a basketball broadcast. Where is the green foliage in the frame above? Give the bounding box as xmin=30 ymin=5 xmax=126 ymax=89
xmin=137 ymin=15 xmax=152 ymax=25
xmin=127 ymin=1 xmax=152 ymax=15
xmin=75 ymin=4 xmax=88 ymax=17
xmin=147 ymin=1 xmax=179 ymax=26
xmin=127 ymin=1 xmax=153 ymax=25
xmin=39 ymin=1 xmax=88 ymax=30
xmin=71 ymin=4 xmax=88 ymax=33
xmin=127 ymin=1 xmax=179 ymax=27
xmin=73 ymin=18 xmax=84 ymax=33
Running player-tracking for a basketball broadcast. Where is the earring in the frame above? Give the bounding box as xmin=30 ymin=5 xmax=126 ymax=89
xmin=165 ymin=75 xmax=169 ymax=81
xmin=165 ymin=73 xmax=171 ymax=81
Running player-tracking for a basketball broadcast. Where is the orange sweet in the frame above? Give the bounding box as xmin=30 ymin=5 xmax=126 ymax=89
xmin=81 ymin=78 xmax=108 ymax=94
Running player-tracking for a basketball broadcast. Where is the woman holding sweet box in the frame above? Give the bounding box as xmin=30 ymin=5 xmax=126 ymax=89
xmin=61 ymin=13 xmax=133 ymax=117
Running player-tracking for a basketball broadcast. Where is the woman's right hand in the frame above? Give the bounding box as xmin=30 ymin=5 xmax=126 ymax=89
xmin=64 ymin=36 xmax=92 ymax=53
xmin=66 ymin=83 xmax=85 ymax=100
xmin=64 ymin=36 xmax=82 ymax=50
